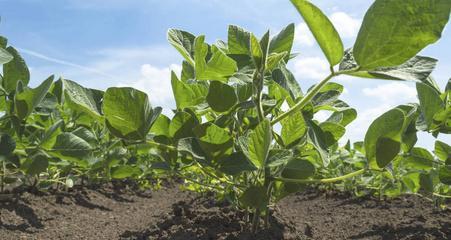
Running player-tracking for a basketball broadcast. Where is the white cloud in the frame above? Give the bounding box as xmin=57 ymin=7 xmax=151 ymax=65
xmin=342 ymin=82 xmax=417 ymax=142
xmin=292 ymin=57 xmax=329 ymax=80
xmin=329 ymin=12 xmax=361 ymax=38
xmin=362 ymin=82 xmax=417 ymax=103
xmin=294 ymin=23 xmax=315 ymax=46
xmin=294 ymin=11 xmax=361 ymax=46
xmin=118 ymin=63 xmax=180 ymax=115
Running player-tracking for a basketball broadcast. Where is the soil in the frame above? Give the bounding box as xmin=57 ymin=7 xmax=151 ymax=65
xmin=0 ymin=184 xmax=449 ymax=240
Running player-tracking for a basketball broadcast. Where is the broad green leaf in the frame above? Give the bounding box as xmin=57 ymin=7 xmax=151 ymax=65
xmin=111 ymin=165 xmax=142 ymax=179
xmin=290 ymin=0 xmax=344 ymax=65
xmin=167 ymin=29 xmax=196 ymax=65
xmin=269 ymin=23 xmax=295 ymax=60
xmin=246 ymin=119 xmax=272 ymax=169
xmin=402 ymin=147 xmax=433 ymax=171
xmin=249 ymin=33 xmax=263 ymax=69
xmin=206 ymin=81 xmax=237 ymax=112
xmin=0 ymin=48 xmax=13 ymax=64
xmin=439 ymin=165 xmax=451 ymax=185
xmin=218 ymin=152 xmax=257 ymax=175
xmin=24 ymin=153 xmax=49 ymax=176
xmin=169 ymin=111 xmax=199 ymax=141
xmin=266 ymin=149 xmax=293 ymax=168
xmin=14 ymin=75 xmax=53 ymax=119
xmin=228 ymin=25 xmax=250 ymax=55
xmin=416 ymin=82 xmax=444 ymax=129
xmin=47 ymin=132 xmax=92 ymax=164
xmin=177 ymin=137 xmax=206 ymax=161
xmin=194 ymin=36 xmax=237 ymax=82
xmin=150 ymin=114 xmax=171 ymax=137
xmin=171 ymin=71 xmax=207 ymax=109
xmin=326 ymin=108 xmax=357 ymax=127
xmin=340 ymin=49 xmax=438 ymax=82
xmin=364 ymin=108 xmax=405 ymax=169
xmin=104 ymin=87 xmax=159 ymax=140
xmin=40 ymin=120 xmax=63 ymax=149
xmin=63 ymin=79 xmax=103 ymax=119
xmin=181 ymin=60 xmax=195 ymax=82
xmin=259 ymin=31 xmax=270 ymax=70
xmin=319 ymin=121 xmax=346 ymax=147
xmin=2 ymin=46 xmax=30 ymax=93
xmin=354 ymin=0 xmax=451 ymax=69
xmin=266 ymin=52 xmax=287 ymax=72
xmin=281 ymin=158 xmax=315 ymax=179
xmin=194 ymin=123 xmax=233 ymax=159
xmin=239 ymin=186 xmax=268 ymax=209
xmin=281 ymin=111 xmax=306 ymax=146
xmin=435 ymin=140 xmax=450 ymax=162
xmin=402 ymin=172 xmax=421 ymax=193
xmin=272 ymin=64 xmax=303 ymax=102
xmin=0 ymin=133 xmax=15 ymax=156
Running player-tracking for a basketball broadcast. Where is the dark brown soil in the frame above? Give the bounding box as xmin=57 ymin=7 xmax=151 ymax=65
xmin=0 ymin=185 xmax=449 ymax=240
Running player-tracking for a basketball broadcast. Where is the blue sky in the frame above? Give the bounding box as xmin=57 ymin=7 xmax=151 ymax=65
xmin=0 ymin=0 xmax=450 ymax=149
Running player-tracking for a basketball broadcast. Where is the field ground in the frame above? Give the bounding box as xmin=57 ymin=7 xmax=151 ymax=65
xmin=0 ymin=183 xmax=450 ymax=240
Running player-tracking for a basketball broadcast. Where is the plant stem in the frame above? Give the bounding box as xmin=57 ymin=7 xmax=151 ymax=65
xmin=273 ymin=169 xmax=365 ymax=184
xmin=146 ymin=140 xmax=177 ymax=152
xmin=271 ymin=72 xmax=335 ymax=125
xmin=251 ymin=208 xmax=261 ymax=234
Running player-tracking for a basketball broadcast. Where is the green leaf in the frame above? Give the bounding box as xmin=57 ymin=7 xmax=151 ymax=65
xmin=194 ymin=123 xmax=233 ymax=160
xmin=167 ymin=29 xmax=196 ymax=65
xmin=281 ymin=111 xmax=306 ymax=146
xmin=63 ymin=79 xmax=103 ymax=119
xmin=0 ymin=133 xmax=15 ymax=156
xmin=416 ymin=82 xmax=444 ymax=129
xmin=228 ymin=25 xmax=250 ymax=55
xmin=24 ymin=153 xmax=49 ymax=176
xmin=272 ymin=65 xmax=303 ymax=102
xmin=269 ymin=23 xmax=295 ymax=60
xmin=365 ymin=108 xmax=405 ymax=169
xmin=104 ymin=87 xmax=159 ymax=140
xmin=354 ymin=0 xmax=451 ymax=69
xmin=46 ymin=132 xmax=92 ymax=164
xmin=403 ymin=147 xmax=433 ymax=171
xmin=2 ymin=46 xmax=30 ymax=93
xmin=290 ymin=0 xmax=343 ymax=66
xmin=206 ymin=81 xmax=237 ymax=112
xmin=250 ymin=33 xmax=263 ymax=69
xmin=281 ymin=158 xmax=315 ymax=179
xmin=218 ymin=152 xmax=257 ymax=175
xmin=169 ymin=111 xmax=199 ymax=141
xmin=319 ymin=121 xmax=346 ymax=147
xmin=177 ymin=137 xmax=206 ymax=161
xmin=111 ymin=165 xmax=142 ymax=179
xmin=14 ymin=75 xmax=53 ymax=119
xmin=0 ymin=48 xmax=13 ymax=65
xmin=439 ymin=165 xmax=451 ymax=185
xmin=194 ymin=36 xmax=237 ymax=82
xmin=246 ymin=119 xmax=272 ymax=169
xmin=171 ymin=71 xmax=207 ymax=109
xmin=150 ymin=114 xmax=171 ymax=137
xmin=340 ymin=50 xmax=438 ymax=82
xmin=435 ymin=140 xmax=450 ymax=162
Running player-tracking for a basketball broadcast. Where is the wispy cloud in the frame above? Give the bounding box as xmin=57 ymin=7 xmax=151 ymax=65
xmin=17 ymin=47 xmax=115 ymax=79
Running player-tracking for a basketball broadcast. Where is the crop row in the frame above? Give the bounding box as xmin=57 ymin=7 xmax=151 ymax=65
xmin=0 ymin=0 xmax=450 ymax=232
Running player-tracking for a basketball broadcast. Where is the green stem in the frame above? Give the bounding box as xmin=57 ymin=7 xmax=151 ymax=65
xmin=270 ymin=67 xmax=359 ymax=125
xmin=433 ymin=193 xmax=451 ymax=199
xmin=273 ymin=169 xmax=365 ymax=184
xmin=271 ymin=72 xmax=335 ymax=125
xmin=146 ymin=140 xmax=177 ymax=152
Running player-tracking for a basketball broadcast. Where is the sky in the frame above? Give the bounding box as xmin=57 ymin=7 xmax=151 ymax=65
xmin=0 ymin=0 xmax=450 ymax=149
